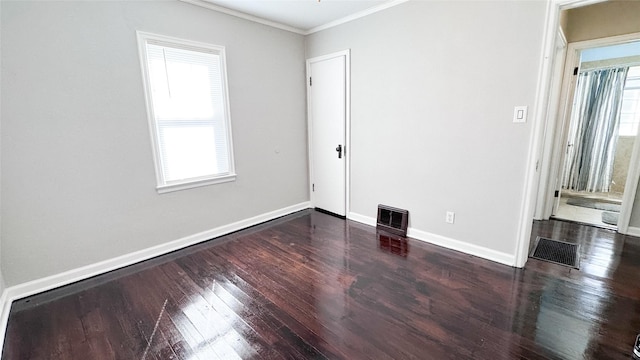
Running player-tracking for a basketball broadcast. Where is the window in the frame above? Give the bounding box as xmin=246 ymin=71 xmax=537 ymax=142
xmin=619 ymin=66 xmax=640 ymax=136
xmin=137 ymin=32 xmax=235 ymax=193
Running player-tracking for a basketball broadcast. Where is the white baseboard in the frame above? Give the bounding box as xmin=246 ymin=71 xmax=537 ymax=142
xmin=348 ymin=212 xmax=515 ymax=266
xmin=0 ymin=205 xmax=517 ymax=355
xmin=624 ymin=226 xmax=640 ymax=237
xmin=1 ymin=201 xmax=311 ymax=311
xmin=347 ymin=212 xmax=376 ymax=227
xmin=407 ymin=227 xmax=515 ymax=266
xmin=0 ymin=289 xmax=9 ymax=354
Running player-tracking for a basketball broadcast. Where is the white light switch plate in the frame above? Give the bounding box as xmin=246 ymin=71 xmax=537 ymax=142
xmin=513 ymin=106 xmax=528 ymax=123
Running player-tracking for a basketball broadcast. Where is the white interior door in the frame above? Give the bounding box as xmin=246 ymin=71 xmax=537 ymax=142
xmin=535 ymin=29 xmax=567 ymax=220
xmin=307 ymin=51 xmax=348 ymax=216
xmin=551 ymin=48 xmax=581 ymax=217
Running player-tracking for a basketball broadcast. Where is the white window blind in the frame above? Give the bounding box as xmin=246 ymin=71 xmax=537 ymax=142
xmin=138 ymin=32 xmax=235 ymax=193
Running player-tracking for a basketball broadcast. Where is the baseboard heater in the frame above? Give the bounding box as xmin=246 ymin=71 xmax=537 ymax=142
xmin=376 ymin=204 xmax=409 ymax=237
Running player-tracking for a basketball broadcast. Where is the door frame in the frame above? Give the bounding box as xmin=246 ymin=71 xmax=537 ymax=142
xmin=555 ymin=33 xmax=640 ymax=234
xmin=549 ymin=38 xmax=580 ymax=218
xmin=539 ymin=32 xmax=640 ymax=233
xmin=515 ymin=0 xmax=609 ymax=268
xmin=306 ymin=49 xmax=351 ymax=216
xmin=534 ymin=27 xmax=568 ymax=220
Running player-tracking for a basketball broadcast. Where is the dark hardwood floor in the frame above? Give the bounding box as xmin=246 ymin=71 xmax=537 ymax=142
xmin=3 ymin=210 xmax=640 ymax=359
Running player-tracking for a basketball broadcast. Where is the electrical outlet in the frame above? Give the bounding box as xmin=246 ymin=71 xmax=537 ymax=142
xmin=446 ymin=211 xmax=455 ymax=224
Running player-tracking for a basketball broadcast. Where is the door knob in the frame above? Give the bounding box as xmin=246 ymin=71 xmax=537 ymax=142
xmin=336 ymin=144 xmax=343 ymax=159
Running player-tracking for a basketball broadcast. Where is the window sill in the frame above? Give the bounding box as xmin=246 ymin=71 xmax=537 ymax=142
xmin=157 ymin=174 xmax=236 ymax=194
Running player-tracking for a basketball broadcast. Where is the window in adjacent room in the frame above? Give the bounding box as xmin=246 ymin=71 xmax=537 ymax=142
xmin=619 ymin=66 xmax=640 ymax=136
xmin=137 ymin=32 xmax=235 ymax=193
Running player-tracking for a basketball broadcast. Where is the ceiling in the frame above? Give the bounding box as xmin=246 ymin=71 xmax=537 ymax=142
xmin=183 ymin=0 xmax=403 ymax=34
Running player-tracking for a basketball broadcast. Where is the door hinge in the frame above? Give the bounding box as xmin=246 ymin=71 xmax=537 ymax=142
xmin=312 ymin=183 xmax=315 ymax=192
xmin=554 ymin=190 xmax=559 ymax=198
xmin=309 ymin=77 xmax=312 ymax=86
xmin=535 ymin=160 xmax=539 ymax=171
xmin=573 ymin=67 xmax=578 ymax=76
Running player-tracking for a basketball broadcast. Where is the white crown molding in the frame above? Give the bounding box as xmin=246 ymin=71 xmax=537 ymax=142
xmin=179 ymin=0 xmax=307 ymax=35
xmin=179 ymin=0 xmax=410 ymax=36
xmin=348 ymin=212 xmax=515 ymax=266
xmin=306 ymin=0 xmax=410 ymax=35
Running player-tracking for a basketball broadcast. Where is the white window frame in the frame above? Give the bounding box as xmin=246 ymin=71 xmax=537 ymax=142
xmin=619 ymin=66 xmax=640 ymax=136
xmin=136 ymin=31 xmax=236 ymax=193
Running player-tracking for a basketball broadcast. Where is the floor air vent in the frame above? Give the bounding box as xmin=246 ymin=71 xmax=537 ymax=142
xmin=530 ymin=236 xmax=579 ymax=269
xmin=376 ymin=205 xmax=409 ymax=237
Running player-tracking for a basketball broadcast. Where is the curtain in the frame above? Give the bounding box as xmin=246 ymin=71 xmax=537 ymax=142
xmin=562 ymin=66 xmax=629 ymax=193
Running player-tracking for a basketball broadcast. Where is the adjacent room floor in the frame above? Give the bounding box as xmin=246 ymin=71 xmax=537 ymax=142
xmin=553 ymin=196 xmax=615 ymax=229
xmin=2 ymin=210 xmax=639 ymax=359
xmin=553 ymin=190 xmax=623 ymax=230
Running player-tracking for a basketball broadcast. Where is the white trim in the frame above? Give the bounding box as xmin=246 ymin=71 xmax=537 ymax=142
xmin=514 ymin=0 xmax=559 ymax=268
xmin=558 ymin=27 xmax=567 ymax=49
xmin=619 ymin=50 xmax=640 ymax=232
xmin=306 ymin=59 xmax=315 ymax=205
xmin=345 ymin=52 xmax=352 ymax=221
xmin=136 ymin=31 xmax=237 ymax=194
xmin=347 ymin=211 xmax=376 ymax=227
xmin=179 ymin=0 xmax=306 ymax=35
xmin=157 ymin=173 xmax=236 ymax=194
xmin=306 ymin=0 xmax=410 ymax=35
xmin=547 ymin=34 xmax=583 ymax=219
xmin=0 ymin=290 xmax=9 ymax=356
xmin=347 ymin=212 xmax=515 ymax=266
xmin=625 ymin=227 xmax=640 ymax=238
xmin=0 ymin=201 xmax=310 ymax=315
xmin=538 ymin=31 xmax=640 ymax=234
xmin=534 ymin=27 xmax=568 ymax=220
xmin=618 ymin=115 xmax=640 ymax=233
xmin=565 ymin=31 xmax=640 ymax=51
xmin=306 ymin=50 xmax=351 ymax=216
xmin=407 ymin=228 xmax=516 ymax=266
xmin=178 ymin=0 xmax=409 ymax=36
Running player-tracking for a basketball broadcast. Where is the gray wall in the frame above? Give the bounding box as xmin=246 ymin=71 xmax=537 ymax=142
xmin=306 ymin=0 xmax=545 ymax=257
xmin=1 ymin=1 xmax=308 ymax=285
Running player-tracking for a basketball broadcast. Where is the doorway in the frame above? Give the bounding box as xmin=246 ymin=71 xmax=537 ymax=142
xmin=306 ymin=50 xmax=350 ymax=217
xmin=552 ymin=41 xmax=640 ymax=230
xmin=517 ymin=1 xmax=640 ymax=268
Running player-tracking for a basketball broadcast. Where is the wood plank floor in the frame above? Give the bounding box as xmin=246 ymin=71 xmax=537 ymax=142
xmin=3 ymin=210 xmax=640 ymax=359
